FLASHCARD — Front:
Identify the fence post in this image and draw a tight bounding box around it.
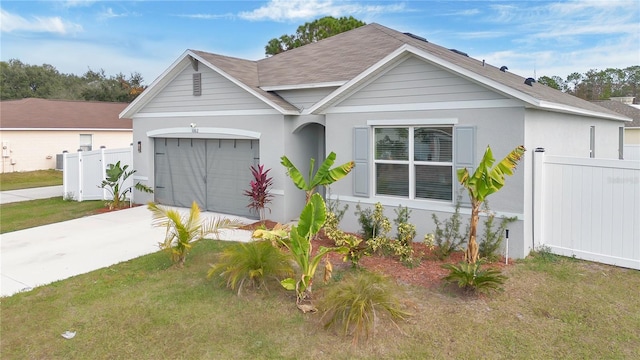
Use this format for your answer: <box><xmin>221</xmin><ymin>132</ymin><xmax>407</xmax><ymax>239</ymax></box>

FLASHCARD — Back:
<box><xmin>77</xmin><ymin>151</ymin><xmax>84</xmax><ymax>202</ymax></box>
<box><xmin>63</xmin><ymin>151</ymin><xmax>68</xmax><ymax>199</ymax></box>
<box><xmin>101</xmin><ymin>147</ymin><xmax>107</xmax><ymax>201</ymax></box>
<box><xmin>129</xmin><ymin>145</ymin><xmax>134</xmax><ymax>205</ymax></box>
<box><xmin>532</xmin><ymin>148</ymin><xmax>546</xmax><ymax>249</ymax></box>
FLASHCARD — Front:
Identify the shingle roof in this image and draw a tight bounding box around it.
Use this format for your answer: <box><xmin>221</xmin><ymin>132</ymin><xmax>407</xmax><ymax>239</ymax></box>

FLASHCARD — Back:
<box><xmin>590</xmin><ymin>100</ymin><xmax>640</xmax><ymax>127</ymax></box>
<box><xmin>1</xmin><ymin>98</ymin><xmax>132</xmax><ymax>129</ymax></box>
<box><xmin>187</xmin><ymin>23</ymin><xmax>626</xmax><ymax>119</ymax></box>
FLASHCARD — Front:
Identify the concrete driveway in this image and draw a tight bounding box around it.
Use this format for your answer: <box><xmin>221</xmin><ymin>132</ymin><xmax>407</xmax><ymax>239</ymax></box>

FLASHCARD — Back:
<box><xmin>0</xmin><ymin>185</ymin><xmax>63</xmax><ymax>204</ymax></box>
<box><xmin>1</xmin><ymin>205</ymin><xmax>254</xmax><ymax>297</ymax></box>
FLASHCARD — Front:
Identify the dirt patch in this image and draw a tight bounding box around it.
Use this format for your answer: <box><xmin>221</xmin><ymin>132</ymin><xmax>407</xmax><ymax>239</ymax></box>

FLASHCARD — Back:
<box><xmin>242</xmin><ymin>220</ymin><xmax>511</xmax><ymax>289</ymax></box>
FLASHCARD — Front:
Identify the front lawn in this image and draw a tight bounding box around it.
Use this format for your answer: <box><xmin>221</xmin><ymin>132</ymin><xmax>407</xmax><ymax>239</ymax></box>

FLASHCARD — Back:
<box><xmin>0</xmin><ymin>197</ymin><xmax>106</xmax><ymax>233</ymax></box>
<box><xmin>2</xmin><ymin>240</ymin><xmax>638</xmax><ymax>359</ymax></box>
<box><xmin>0</xmin><ymin>169</ymin><xmax>62</xmax><ymax>191</ymax></box>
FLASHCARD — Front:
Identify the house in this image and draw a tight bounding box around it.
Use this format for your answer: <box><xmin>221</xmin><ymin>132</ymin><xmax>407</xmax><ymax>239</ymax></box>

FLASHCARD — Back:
<box><xmin>590</xmin><ymin>98</ymin><xmax>640</xmax><ymax>160</ymax></box>
<box><xmin>0</xmin><ymin>98</ymin><xmax>132</xmax><ymax>172</ymax></box>
<box><xmin>121</xmin><ymin>23</ymin><xmax>630</xmax><ymax>259</ymax></box>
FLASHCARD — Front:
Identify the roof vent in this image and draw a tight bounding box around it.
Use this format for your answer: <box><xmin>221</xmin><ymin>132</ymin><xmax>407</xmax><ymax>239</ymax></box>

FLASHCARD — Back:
<box><xmin>449</xmin><ymin>49</ymin><xmax>468</xmax><ymax>57</ymax></box>
<box><xmin>500</xmin><ymin>66</ymin><xmax>508</xmax><ymax>72</ymax></box>
<box><xmin>403</xmin><ymin>32</ymin><xmax>428</xmax><ymax>42</ymax></box>
<box><xmin>524</xmin><ymin>77</ymin><xmax>536</xmax><ymax>86</ymax></box>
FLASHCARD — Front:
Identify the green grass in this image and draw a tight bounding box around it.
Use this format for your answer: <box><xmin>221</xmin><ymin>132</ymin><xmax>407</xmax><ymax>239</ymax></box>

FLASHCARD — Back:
<box><xmin>0</xmin><ymin>169</ymin><xmax>63</xmax><ymax>191</ymax></box>
<box><xmin>2</xmin><ymin>240</ymin><xmax>639</xmax><ymax>359</ymax></box>
<box><xmin>0</xmin><ymin>197</ymin><xmax>106</xmax><ymax>233</ymax></box>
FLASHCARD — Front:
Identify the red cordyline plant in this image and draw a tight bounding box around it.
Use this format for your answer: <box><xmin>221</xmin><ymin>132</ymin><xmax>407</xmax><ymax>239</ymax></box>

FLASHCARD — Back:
<box><xmin>244</xmin><ymin>164</ymin><xmax>274</xmax><ymax>221</ymax></box>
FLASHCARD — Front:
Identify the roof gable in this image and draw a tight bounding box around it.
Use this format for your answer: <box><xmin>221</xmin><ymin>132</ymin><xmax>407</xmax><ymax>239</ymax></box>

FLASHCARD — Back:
<box><xmin>121</xmin><ymin>50</ymin><xmax>298</xmax><ymax>118</ymax></box>
<box><xmin>1</xmin><ymin>98</ymin><xmax>131</xmax><ymax>129</ymax></box>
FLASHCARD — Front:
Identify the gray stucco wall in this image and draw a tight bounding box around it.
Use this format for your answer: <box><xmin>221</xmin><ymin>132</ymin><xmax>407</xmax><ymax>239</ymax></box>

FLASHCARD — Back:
<box><xmin>324</xmin><ymin>106</ymin><xmax>528</xmax><ymax>258</ymax></box>
<box><xmin>131</xmin><ymin>113</ymin><xmax>291</xmax><ymax>221</ymax></box>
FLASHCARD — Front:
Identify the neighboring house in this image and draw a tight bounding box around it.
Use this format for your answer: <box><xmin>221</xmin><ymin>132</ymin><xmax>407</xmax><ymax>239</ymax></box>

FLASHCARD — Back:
<box><xmin>121</xmin><ymin>23</ymin><xmax>629</xmax><ymax>259</ymax></box>
<box><xmin>0</xmin><ymin>98</ymin><xmax>132</xmax><ymax>172</ymax></box>
<box><xmin>590</xmin><ymin>98</ymin><xmax>640</xmax><ymax>160</ymax></box>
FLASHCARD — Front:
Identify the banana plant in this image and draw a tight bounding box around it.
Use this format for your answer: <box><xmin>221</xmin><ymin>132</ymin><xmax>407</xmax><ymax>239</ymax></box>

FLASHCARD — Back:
<box><xmin>253</xmin><ymin>193</ymin><xmax>347</xmax><ymax>310</ymax></box>
<box><xmin>99</xmin><ymin>161</ymin><xmax>153</xmax><ymax>209</ymax></box>
<box><xmin>457</xmin><ymin>145</ymin><xmax>525</xmax><ymax>264</ymax></box>
<box><xmin>281</xmin><ymin>152</ymin><xmax>354</xmax><ymax>203</ymax></box>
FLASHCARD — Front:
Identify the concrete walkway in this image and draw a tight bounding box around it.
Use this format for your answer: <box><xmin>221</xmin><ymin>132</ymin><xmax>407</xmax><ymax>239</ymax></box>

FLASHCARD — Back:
<box><xmin>1</xmin><ymin>202</ymin><xmax>254</xmax><ymax>297</ymax></box>
<box><xmin>0</xmin><ymin>185</ymin><xmax>63</xmax><ymax>204</ymax></box>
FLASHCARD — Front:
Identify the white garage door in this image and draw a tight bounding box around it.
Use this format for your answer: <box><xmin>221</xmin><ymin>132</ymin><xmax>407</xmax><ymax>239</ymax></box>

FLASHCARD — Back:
<box><xmin>154</xmin><ymin>138</ymin><xmax>259</xmax><ymax>218</ymax></box>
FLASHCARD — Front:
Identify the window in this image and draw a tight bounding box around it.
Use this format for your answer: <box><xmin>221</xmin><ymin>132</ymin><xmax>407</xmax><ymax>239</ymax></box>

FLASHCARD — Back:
<box><xmin>374</xmin><ymin>126</ymin><xmax>453</xmax><ymax>201</ymax></box>
<box><xmin>79</xmin><ymin>134</ymin><xmax>92</xmax><ymax>152</ymax></box>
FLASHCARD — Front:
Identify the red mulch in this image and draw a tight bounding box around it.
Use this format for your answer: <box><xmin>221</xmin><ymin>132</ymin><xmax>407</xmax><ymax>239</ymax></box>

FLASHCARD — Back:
<box><xmin>242</xmin><ymin>220</ymin><xmax>511</xmax><ymax>289</ymax></box>
<box><xmin>93</xmin><ymin>203</ymin><xmax>143</xmax><ymax>214</ymax></box>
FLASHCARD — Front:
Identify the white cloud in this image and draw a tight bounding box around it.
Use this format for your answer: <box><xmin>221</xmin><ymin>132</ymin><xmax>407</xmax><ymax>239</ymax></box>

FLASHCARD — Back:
<box><xmin>62</xmin><ymin>0</ymin><xmax>97</xmax><ymax>8</ymax></box>
<box><xmin>99</xmin><ymin>8</ymin><xmax>132</xmax><ymax>20</ymax></box>
<box><xmin>238</xmin><ymin>0</ymin><xmax>407</xmax><ymax>22</ymax></box>
<box><xmin>176</xmin><ymin>13</ymin><xmax>236</xmax><ymax>20</ymax></box>
<box><xmin>445</xmin><ymin>9</ymin><xmax>480</xmax><ymax>16</ymax></box>
<box><xmin>0</xmin><ymin>9</ymin><xmax>83</xmax><ymax>34</ymax></box>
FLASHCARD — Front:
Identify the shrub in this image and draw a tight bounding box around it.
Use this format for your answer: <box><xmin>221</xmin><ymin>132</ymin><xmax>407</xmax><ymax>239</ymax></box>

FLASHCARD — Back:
<box><xmin>478</xmin><ymin>202</ymin><xmax>517</xmax><ymax>261</ymax></box>
<box><xmin>207</xmin><ymin>240</ymin><xmax>293</xmax><ymax>295</ymax></box>
<box><xmin>441</xmin><ymin>262</ymin><xmax>506</xmax><ymax>294</ymax></box>
<box><xmin>355</xmin><ymin>202</ymin><xmax>392</xmax><ymax>252</ymax></box>
<box><xmin>431</xmin><ymin>201</ymin><xmax>467</xmax><ymax>260</ymax></box>
<box><xmin>320</xmin><ymin>271</ymin><xmax>411</xmax><ymax>344</ymax></box>
<box><xmin>324</xmin><ymin>209</ymin><xmax>367</xmax><ymax>268</ymax></box>
<box><xmin>392</xmin><ymin>205</ymin><xmax>418</xmax><ymax>267</ymax></box>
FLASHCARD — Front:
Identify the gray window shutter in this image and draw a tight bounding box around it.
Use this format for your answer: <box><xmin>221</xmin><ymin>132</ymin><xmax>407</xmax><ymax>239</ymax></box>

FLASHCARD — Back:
<box><xmin>193</xmin><ymin>73</ymin><xmax>202</xmax><ymax>96</ymax></box>
<box><xmin>353</xmin><ymin>127</ymin><xmax>369</xmax><ymax>197</ymax></box>
<box><xmin>454</xmin><ymin>126</ymin><xmax>476</xmax><ymax>207</ymax></box>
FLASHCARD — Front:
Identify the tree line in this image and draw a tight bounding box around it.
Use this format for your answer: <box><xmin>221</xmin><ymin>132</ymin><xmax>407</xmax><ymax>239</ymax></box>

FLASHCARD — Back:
<box><xmin>0</xmin><ymin>59</ymin><xmax>145</xmax><ymax>103</ymax></box>
<box><xmin>537</xmin><ymin>66</ymin><xmax>639</xmax><ymax>101</ymax></box>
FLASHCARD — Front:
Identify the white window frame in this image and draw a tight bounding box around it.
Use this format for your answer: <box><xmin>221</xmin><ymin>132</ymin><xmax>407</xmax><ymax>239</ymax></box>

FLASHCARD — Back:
<box><xmin>372</xmin><ymin>125</ymin><xmax>454</xmax><ymax>202</ymax></box>
<box><xmin>79</xmin><ymin>134</ymin><xmax>93</xmax><ymax>152</ymax></box>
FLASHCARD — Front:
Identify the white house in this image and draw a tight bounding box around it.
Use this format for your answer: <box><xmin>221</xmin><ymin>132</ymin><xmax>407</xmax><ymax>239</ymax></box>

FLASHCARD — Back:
<box><xmin>0</xmin><ymin>98</ymin><xmax>132</xmax><ymax>172</ymax></box>
<box><xmin>121</xmin><ymin>23</ymin><xmax>630</xmax><ymax>259</ymax></box>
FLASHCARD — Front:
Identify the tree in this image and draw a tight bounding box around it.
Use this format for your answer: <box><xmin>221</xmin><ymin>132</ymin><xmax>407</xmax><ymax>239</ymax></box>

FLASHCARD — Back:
<box><xmin>537</xmin><ymin>75</ymin><xmax>561</xmax><ymax>90</ymax></box>
<box><xmin>265</xmin><ymin>16</ymin><xmax>366</xmax><ymax>56</ymax></box>
<box><xmin>0</xmin><ymin>59</ymin><xmax>145</xmax><ymax>102</ymax></box>
<box><xmin>457</xmin><ymin>145</ymin><xmax>526</xmax><ymax>264</ymax></box>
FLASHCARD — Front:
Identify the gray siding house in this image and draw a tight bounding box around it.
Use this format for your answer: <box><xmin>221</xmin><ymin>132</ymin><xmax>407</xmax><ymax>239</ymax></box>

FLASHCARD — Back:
<box><xmin>121</xmin><ymin>23</ymin><xmax>629</xmax><ymax>259</ymax></box>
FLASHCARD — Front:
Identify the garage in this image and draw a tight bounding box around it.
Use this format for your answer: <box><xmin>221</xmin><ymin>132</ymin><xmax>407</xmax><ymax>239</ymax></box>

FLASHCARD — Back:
<box><xmin>154</xmin><ymin>138</ymin><xmax>259</xmax><ymax>218</ymax></box>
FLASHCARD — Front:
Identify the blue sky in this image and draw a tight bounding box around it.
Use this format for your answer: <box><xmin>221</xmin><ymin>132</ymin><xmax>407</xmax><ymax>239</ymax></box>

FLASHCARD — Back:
<box><xmin>1</xmin><ymin>0</ymin><xmax>638</xmax><ymax>85</ymax></box>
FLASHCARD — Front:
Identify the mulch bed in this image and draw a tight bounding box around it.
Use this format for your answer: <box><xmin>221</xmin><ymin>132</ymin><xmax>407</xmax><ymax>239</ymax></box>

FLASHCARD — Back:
<box><xmin>241</xmin><ymin>220</ymin><xmax>511</xmax><ymax>289</ymax></box>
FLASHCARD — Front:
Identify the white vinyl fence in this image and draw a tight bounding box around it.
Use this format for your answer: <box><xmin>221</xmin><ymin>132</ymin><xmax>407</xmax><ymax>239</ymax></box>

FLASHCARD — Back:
<box><xmin>63</xmin><ymin>147</ymin><xmax>133</xmax><ymax>202</ymax></box>
<box><xmin>533</xmin><ymin>148</ymin><xmax>640</xmax><ymax>270</ymax></box>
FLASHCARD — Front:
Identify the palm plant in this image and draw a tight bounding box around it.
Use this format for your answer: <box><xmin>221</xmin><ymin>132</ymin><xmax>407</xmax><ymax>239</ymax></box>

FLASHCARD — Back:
<box><xmin>320</xmin><ymin>271</ymin><xmax>411</xmax><ymax>344</ymax></box>
<box><xmin>281</xmin><ymin>151</ymin><xmax>354</xmax><ymax>203</ymax></box>
<box><xmin>457</xmin><ymin>145</ymin><xmax>525</xmax><ymax>264</ymax></box>
<box><xmin>207</xmin><ymin>240</ymin><xmax>293</xmax><ymax>295</ymax></box>
<box><xmin>148</xmin><ymin>201</ymin><xmax>244</xmax><ymax>267</ymax></box>
<box><xmin>441</xmin><ymin>262</ymin><xmax>506</xmax><ymax>294</ymax></box>
<box><xmin>99</xmin><ymin>161</ymin><xmax>153</xmax><ymax>209</ymax></box>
